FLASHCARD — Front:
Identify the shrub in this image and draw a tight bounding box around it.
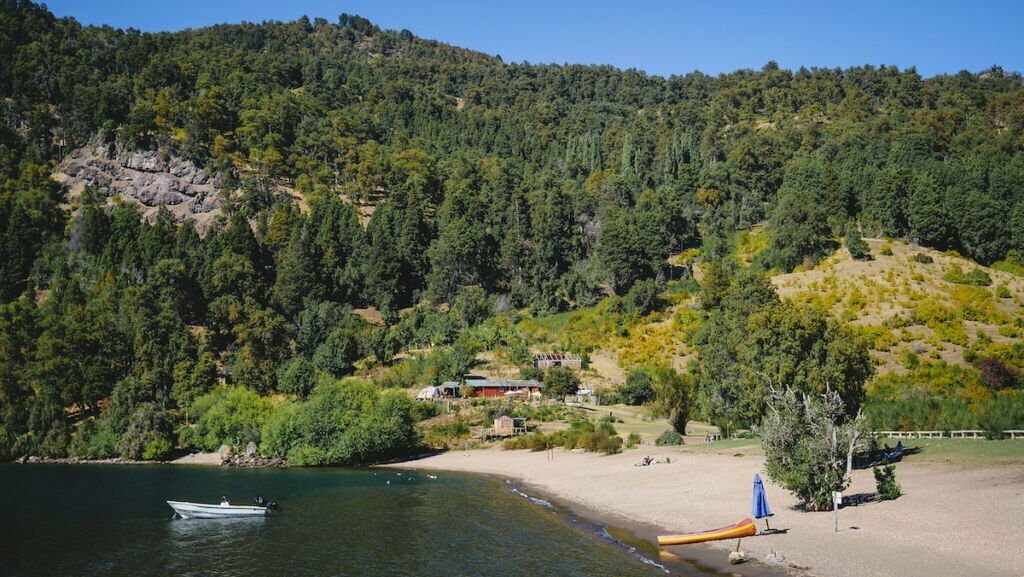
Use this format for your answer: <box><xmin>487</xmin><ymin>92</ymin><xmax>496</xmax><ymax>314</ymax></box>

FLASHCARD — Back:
<box><xmin>903</xmin><ymin>352</ymin><xmax>920</xmax><ymax>369</ymax></box>
<box><xmin>880</xmin><ymin>244</ymin><xmax>893</xmax><ymax>256</ymax></box>
<box><xmin>504</xmin><ymin>432</ymin><xmax>550</xmax><ymax>451</ymax></box>
<box><xmin>625</xmin><ymin>431</ymin><xmax>642</xmax><ymax>448</ymax></box>
<box><xmin>262</xmin><ymin>379</ymin><xmax>417</xmax><ymax>465</ymax></box>
<box><xmin>995</xmin><ymin>285</ymin><xmax>1011</xmax><ymax>298</ymax></box>
<box><xmin>520</xmin><ymin>418</ymin><xmax>624</xmax><ymax>455</ymax></box>
<box><xmin>910</xmin><ymin>253</ymin><xmax>933</xmax><ymax>264</ymax></box>
<box><xmin>184</xmin><ymin>386</ymin><xmax>275</xmax><ymax>452</ymax></box>
<box><xmin>582</xmin><ymin>430</ymin><xmax>622</xmax><ymax>454</ymax></box>
<box><xmin>992</xmin><ymin>251</ymin><xmax>1024</xmax><ymax>276</ymax></box>
<box><xmin>260</xmin><ymin>403</ymin><xmax>302</xmax><ymax>458</ymax></box>
<box><xmin>422</xmin><ymin>420</ymin><xmax>471</xmax><ymax>449</ymax></box>
<box><xmin>286</xmin><ymin>444</ymin><xmax>330</xmax><ymax>466</ymax></box>
<box><xmin>143</xmin><ymin>438</ymin><xmax>173</xmax><ymax>461</ymax></box>
<box><xmin>623</xmin><ymin>279</ymin><xmax>662</xmax><ymax>316</ymax></box>
<box><xmin>979</xmin><ymin>358</ymin><xmax>1017</xmax><ymax>391</ymax></box>
<box><xmin>596</xmin><ymin>415</ymin><xmax>618</xmax><ymax>436</ymax></box>
<box><xmin>118</xmin><ymin>404</ymin><xmax>175</xmax><ymax>460</ymax></box>
<box><xmin>0</xmin><ymin>423</ymin><xmax>14</xmax><ymax>461</ymax></box>
<box><xmin>69</xmin><ymin>418</ymin><xmax>118</xmax><ymax>459</ymax></box>
<box><xmin>39</xmin><ymin>422</ymin><xmax>70</xmax><ymax>458</ymax></box>
<box><xmin>873</xmin><ymin>465</ymin><xmax>901</xmax><ymax>500</ymax></box>
<box><xmin>964</xmin><ymin>269</ymin><xmax>992</xmax><ymax>286</ymax></box>
<box><xmin>978</xmin><ymin>392</ymin><xmax>1024</xmax><ymax>439</ymax></box>
<box><xmin>410</xmin><ymin>401</ymin><xmax>441</xmax><ymax>422</ymax></box>
<box><xmin>943</xmin><ymin>267</ymin><xmax>992</xmax><ymax>286</ymax></box>
<box><xmin>655</xmin><ymin>430</ymin><xmax>684</xmax><ymax>446</ymax></box>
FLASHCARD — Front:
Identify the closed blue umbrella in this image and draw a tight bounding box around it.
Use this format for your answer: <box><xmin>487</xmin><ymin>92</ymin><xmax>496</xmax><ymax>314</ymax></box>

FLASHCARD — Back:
<box><xmin>752</xmin><ymin>473</ymin><xmax>773</xmax><ymax>530</ymax></box>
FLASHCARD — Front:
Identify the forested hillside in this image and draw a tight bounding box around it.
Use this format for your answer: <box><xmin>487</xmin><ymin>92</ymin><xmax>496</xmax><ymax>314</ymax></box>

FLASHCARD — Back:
<box><xmin>1</xmin><ymin>0</ymin><xmax>1023</xmax><ymax>461</ymax></box>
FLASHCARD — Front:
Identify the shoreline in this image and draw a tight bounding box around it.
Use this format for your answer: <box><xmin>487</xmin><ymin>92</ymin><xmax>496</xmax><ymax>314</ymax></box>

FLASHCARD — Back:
<box><xmin>12</xmin><ymin>451</ymin><xmax>272</xmax><ymax>467</ymax></box>
<box><xmin>507</xmin><ymin>475</ymin><xmax>790</xmax><ymax>577</ymax></box>
<box><xmin>383</xmin><ymin>444</ymin><xmax>1024</xmax><ymax>577</ymax></box>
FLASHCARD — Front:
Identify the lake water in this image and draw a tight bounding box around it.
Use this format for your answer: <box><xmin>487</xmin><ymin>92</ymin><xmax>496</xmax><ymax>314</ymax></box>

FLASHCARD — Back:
<box><xmin>0</xmin><ymin>464</ymin><xmax>703</xmax><ymax>577</ymax></box>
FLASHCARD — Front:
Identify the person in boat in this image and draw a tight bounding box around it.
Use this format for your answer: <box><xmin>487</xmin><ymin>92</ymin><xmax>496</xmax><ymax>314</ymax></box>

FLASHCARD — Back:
<box><xmin>220</xmin><ymin>496</ymin><xmax>229</xmax><ymax>506</ymax></box>
<box><xmin>252</xmin><ymin>496</ymin><xmax>279</xmax><ymax>510</ymax></box>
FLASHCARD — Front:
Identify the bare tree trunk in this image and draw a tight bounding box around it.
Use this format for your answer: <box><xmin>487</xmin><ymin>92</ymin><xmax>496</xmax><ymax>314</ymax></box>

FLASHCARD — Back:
<box><xmin>844</xmin><ymin>429</ymin><xmax>860</xmax><ymax>480</ymax></box>
<box><xmin>844</xmin><ymin>409</ymin><xmax>864</xmax><ymax>481</ymax></box>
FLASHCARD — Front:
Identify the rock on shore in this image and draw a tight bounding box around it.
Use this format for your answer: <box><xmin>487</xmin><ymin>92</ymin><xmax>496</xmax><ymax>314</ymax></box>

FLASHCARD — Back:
<box><xmin>221</xmin><ymin>453</ymin><xmax>287</xmax><ymax>468</ymax></box>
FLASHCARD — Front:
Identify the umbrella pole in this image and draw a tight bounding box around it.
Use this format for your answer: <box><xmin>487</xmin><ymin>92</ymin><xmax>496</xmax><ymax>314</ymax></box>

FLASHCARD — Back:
<box><xmin>735</xmin><ymin>538</ymin><xmax>741</xmax><ymax>552</ymax></box>
<box><xmin>764</xmin><ymin>518</ymin><xmax>770</xmax><ymax>531</ymax></box>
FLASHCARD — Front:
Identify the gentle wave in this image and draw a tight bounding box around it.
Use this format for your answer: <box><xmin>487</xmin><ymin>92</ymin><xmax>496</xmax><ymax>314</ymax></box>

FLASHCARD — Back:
<box><xmin>598</xmin><ymin>527</ymin><xmax>670</xmax><ymax>574</ymax></box>
<box><xmin>509</xmin><ymin>487</ymin><xmax>554</xmax><ymax>508</ymax></box>
<box><xmin>508</xmin><ymin>484</ymin><xmax>668</xmax><ymax>574</ymax></box>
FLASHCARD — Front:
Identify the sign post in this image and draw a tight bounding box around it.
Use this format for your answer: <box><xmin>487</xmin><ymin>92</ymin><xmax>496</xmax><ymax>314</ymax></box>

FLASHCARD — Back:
<box><xmin>832</xmin><ymin>491</ymin><xmax>842</xmax><ymax>533</ymax></box>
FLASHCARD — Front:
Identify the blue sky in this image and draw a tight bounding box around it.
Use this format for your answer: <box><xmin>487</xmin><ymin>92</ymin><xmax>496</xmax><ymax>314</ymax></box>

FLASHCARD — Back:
<box><xmin>44</xmin><ymin>0</ymin><xmax>1022</xmax><ymax>78</ymax></box>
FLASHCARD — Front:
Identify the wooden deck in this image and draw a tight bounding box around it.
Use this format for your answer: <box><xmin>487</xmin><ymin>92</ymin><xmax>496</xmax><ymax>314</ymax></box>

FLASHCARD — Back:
<box><xmin>474</xmin><ymin>427</ymin><xmax>527</xmax><ymax>440</ymax></box>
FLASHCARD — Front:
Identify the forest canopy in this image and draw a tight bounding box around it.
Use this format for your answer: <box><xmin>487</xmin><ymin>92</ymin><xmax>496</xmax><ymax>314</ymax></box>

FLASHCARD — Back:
<box><xmin>1</xmin><ymin>0</ymin><xmax>1024</xmax><ymax>460</ymax></box>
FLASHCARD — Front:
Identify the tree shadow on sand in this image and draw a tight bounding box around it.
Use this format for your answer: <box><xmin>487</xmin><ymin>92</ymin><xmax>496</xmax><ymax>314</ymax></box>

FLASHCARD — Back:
<box><xmin>852</xmin><ymin>445</ymin><xmax>921</xmax><ymax>469</ymax></box>
<box><xmin>838</xmin><ymin>492</ymin><xmax>879</xmax><ymax>508</ymax></box>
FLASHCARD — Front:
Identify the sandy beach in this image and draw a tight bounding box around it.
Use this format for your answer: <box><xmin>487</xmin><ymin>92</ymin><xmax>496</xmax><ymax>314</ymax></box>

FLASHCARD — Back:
<box><xmin>169</xmin><ymin>452</ymin><xmax>222</xmax><ymax>465</ymax></box>
<box><xmin>387</xmin><ymin>444</ymin><xmax>1024</xmax><ymax>577</ymax></box>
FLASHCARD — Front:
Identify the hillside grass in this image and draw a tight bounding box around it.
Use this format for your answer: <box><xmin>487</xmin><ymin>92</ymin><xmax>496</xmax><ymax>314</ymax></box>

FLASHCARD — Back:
<box><xmin>773</xmin><ymin>239</ymin><xmax>1024</xmax><ymax>374</ymax></box>
<box><xmin>674</xmin><ymin>437</ymin><xmax>1024</xmax><ymax>465</ymax></box>
<box><xmin>896</xmin><ymin>438</ymin><xmax>1024</xmax><ymax>465</ymax></box>
<box><xmin>517</xmin><ymin>282</ymin><xmax>698</xmax><ymax>378</ymax></box>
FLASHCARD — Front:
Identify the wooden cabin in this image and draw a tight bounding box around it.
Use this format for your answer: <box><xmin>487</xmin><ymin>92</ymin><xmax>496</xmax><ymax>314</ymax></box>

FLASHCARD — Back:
<box><xmin>439</xmin><ymin>379</ymin><xmax>543</xmax><ymax>398</ymax></box>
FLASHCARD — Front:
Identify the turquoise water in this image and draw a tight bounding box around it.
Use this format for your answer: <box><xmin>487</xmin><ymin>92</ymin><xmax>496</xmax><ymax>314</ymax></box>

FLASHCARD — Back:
<box><xmin>0</xmin><ymin>464</ymin><xmax>680</xmax><ymax>577</ymax></box>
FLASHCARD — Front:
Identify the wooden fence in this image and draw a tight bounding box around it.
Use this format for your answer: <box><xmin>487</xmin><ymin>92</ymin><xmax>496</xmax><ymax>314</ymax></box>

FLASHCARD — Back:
<box><xmin>875</xmin><ymin>430</ymin><xmax>1024</xmax><ymax>440</ymax></box>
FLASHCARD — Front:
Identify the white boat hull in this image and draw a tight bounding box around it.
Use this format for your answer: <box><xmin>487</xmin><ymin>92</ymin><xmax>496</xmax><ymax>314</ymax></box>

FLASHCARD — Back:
<box><xmin>167</xmin><ymin>500</ymin><xmax>269</xmax><ymax>519</ymax></box>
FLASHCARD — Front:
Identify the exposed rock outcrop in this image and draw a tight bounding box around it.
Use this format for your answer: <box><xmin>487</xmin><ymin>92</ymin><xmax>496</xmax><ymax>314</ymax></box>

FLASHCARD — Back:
<box><xmin>55</xmin><ymin>141</ymin><xmax>224</xmax><ymax>231</ymax></box>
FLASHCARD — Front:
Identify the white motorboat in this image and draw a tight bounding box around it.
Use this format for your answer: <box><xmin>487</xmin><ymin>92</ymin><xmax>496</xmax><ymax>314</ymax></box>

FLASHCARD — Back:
<box><xmin>167</xmin><ymin>500</ymin><xmax>271</xmax><ymax>519</ymax></box>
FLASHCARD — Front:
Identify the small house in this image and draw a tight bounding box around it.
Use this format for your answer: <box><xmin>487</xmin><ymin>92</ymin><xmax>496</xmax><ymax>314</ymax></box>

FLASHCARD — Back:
<box><xmin>494</xmin><ymin>415</ymin><xmax>516</xmax><ymax>435</ymax></box>
<box><xmin>439</xmin><ymin>379</ymin><xmax>543</xmax><ymax>398</ymax></box>
<box><xmin>480</xmin><ymin>415</ymin><xmax>527</xmax><ymax>439</ymax></box>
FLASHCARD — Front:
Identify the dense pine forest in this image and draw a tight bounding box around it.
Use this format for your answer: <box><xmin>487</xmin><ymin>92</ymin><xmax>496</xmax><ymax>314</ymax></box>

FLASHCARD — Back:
<box><xmin>1</xmin><ymin>0</ymin><xmax>1023</xmax><ymax>462</ymax></box>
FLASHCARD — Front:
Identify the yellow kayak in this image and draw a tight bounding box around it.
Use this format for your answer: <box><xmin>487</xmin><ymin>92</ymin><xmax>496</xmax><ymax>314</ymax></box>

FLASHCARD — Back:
<box><xmin>657</xmin><ymin>518</ymin><xmax>757</xmax><ymax>546</ymax></box>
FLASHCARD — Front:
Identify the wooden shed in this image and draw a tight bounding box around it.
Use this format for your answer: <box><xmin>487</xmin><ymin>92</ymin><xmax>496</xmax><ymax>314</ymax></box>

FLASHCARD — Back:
<box><xmin>534</xmin><ymin>353</ymin><xmax>582</xmax><ymax>370</ymax></box>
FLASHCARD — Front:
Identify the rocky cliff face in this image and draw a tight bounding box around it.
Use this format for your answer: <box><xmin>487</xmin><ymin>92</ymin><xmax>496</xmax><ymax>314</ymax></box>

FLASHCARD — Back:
<box><xmin>55</xmin><ymin>141</ymin><xmax>224</xmax><ymax>230</ymax></box>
